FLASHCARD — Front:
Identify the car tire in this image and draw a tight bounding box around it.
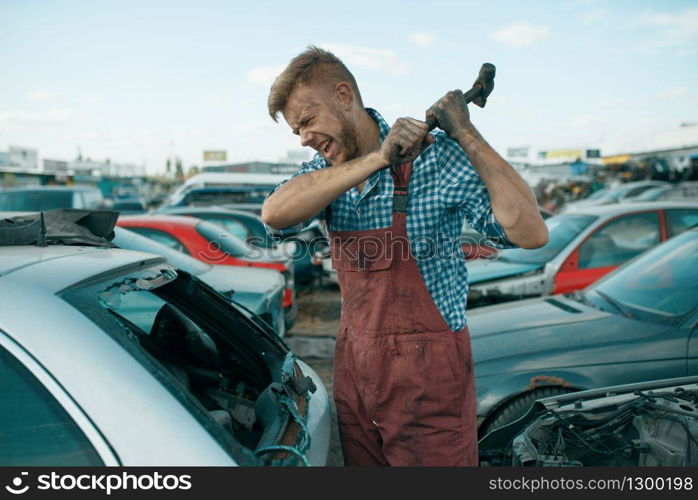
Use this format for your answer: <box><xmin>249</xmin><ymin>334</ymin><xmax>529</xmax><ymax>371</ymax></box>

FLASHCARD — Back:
<box><xmin>480</xmin><ymin>386</ymin><xmax>575</xmax><ymax>437</ymax></box>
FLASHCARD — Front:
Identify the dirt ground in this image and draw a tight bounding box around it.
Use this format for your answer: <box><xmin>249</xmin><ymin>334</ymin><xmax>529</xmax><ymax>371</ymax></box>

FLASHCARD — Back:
<box><xmin>288</xmin><ymin>285</ymin><xmax>344</xmax><ymax>466</ymax></box>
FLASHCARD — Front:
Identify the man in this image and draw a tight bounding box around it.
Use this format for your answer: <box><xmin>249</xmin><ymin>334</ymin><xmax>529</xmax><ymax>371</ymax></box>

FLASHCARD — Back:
<box><xmin>262</xmin><ymin>46</ymin><xmax>547</xmax><ymax>466</ymax></box>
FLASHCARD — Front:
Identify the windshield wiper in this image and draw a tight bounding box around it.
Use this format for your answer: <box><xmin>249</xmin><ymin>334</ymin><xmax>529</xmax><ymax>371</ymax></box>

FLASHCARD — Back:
<box><xmin>570</xmin><ymin>290</ymin><xmax>596</xmax><ymax>308</ymax></box>
<box><xmin>594</xmin><ymin>289</ymin><xmax>634</xmax><ymax>319</ymax></box>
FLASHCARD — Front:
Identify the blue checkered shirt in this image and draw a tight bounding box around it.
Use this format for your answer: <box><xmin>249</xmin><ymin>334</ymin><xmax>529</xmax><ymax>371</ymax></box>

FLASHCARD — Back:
<box><xmin>266</xmin><ymin>108</ymin><xmax>515</xmax><ymax>330</ymax></box>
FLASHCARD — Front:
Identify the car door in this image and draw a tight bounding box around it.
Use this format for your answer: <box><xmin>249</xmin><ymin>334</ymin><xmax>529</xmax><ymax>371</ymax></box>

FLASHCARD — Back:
<box><xmin>554</xmin><ymin>211</ymin><xmax>661</xmax><ymax>294</ymax></box>
<box><xmin>0</xmin><ymin>332</ymin><xmax>118</xmax><ymax>466</ymax></box>
<box><xmin>664</xmin><ymin>208</ymin><xmax>698</xmax><ymax>238</ymax></box>
<box><xmin>126</xmin><ymin>227</ymin><xmax>191</xmax><ymax>254</ymax></box>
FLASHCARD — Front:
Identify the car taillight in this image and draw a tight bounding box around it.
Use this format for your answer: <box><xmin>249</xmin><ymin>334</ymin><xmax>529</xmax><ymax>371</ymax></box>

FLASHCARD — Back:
<box><xmin>282</xmin><ymin>270</ymin><xmax>294</xmax><ymax>289</ymax></box>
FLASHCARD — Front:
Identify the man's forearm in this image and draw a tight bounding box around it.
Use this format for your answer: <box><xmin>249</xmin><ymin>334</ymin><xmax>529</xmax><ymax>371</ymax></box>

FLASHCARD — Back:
<box><xmin>456</xmin><ymin>127</ymin><xmax>548</xmax><ymax>248</ymax></box>
<box><xmin>262</xmin><ymin>151</ymin><xmax>386</xmax><ymax>229</ymax></box>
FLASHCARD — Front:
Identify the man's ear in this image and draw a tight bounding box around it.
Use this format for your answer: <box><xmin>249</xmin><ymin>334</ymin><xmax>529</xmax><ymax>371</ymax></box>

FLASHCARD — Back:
<box><xmin>335</xmin><ymin>82</ymin><xmax>353</xmax><ymax>110</ymax></box>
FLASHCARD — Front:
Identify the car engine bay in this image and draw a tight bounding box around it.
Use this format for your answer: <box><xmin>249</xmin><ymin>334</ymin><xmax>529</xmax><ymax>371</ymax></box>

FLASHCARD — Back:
<box><xmin>511</xmin><ymin>385</ymin><xmax>698</xmax><ymax>466</ymax></box>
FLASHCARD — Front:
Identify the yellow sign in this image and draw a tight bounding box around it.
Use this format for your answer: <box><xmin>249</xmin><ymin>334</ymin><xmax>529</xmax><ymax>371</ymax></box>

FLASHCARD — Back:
<box><xmin>203</xmin><ymin>150</ymin><xmax>227</xmax><ymax>162</ymax></box>
<box><xmin>544</xmin><ymin>149</ymin><xmax>583</xmax><ymax>160</ymax></box>
<box><xmin>601</xmin><ymin>154</ymin><xmax>632</xmax><ymax>165</ymax></box>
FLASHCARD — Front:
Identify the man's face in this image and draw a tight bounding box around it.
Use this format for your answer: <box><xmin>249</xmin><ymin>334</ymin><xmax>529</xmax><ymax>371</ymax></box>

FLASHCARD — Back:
<box><xmin>282</xmin><ymin>83</ymin><xmax>359</xmax><ymax>165</ymax></box>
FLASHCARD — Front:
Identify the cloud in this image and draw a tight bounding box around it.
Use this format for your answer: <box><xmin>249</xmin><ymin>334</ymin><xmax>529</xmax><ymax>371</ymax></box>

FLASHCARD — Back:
<box><xmin>656</xmin><ymin>87</ymin><xmax>689</xmax><ymax>100</ymax></box>
<box><xmin>580</xmin><ymin>9</ymin><xmax>605</xmax><ymax>23</ymax></box>
<box><xmin>84</xmin><ymin>95</ymin><xmax>102</xmax><ymax>104</ymax></box>
<box><xmin>320</xmin><ymin>43</ymin><xmax>411</xmax><ymax>76</ymax></box>
<box><xmin>0</xmin><ymin>108</ymin><xmax>73</xmax><ymax>124</ymax></box>
<box><xmin>491</xmin><ymin>22</ymin><xmax>550</xmax><ymax>47</ymax></box>
<box><xmin>247</xmin><ymin>65</ymin><xmax>285</xmax><ymax>86</ymax></box>
<box><xmin>634</xmin><ymin>7</ymin><xmax>698</xmax><ymax>53</ymax></box>
<box><xmin>25</xmin><ymin>90</ymin><xmax>56</xmax><ymax>102</ymax></box>
<box><xmin>407</xmin><ymin>32</ymin><xmax>436</xmax><ymax>48</ymax></box>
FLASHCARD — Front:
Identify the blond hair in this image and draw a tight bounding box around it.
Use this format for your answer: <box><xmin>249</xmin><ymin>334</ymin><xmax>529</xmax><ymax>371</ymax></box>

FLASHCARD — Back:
<box><xmin>268</xmin><ymin>46</ymin><xmax>362</xmax><ymax>122</ymax></box>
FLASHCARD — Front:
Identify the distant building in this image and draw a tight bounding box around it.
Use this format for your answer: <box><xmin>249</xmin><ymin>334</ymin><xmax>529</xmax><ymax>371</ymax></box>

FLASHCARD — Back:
<box><xmin>282</xmin><ymin>150</ymin><xmax>311</xmax><ymax>164</ymax></box>
<box><xmin>601</xmin><ymin>124</ymin><xmax>698</xmax><ymax>174</ymax></box>
<box><xmin>506</xmin><ymin>146</ymin><xmax>601</xmax><ymax>167</ymax></box>
<box><xmin>202</xmin><ymin>161</ymin><xmax>300</xmax><ymax>175</ymax></box>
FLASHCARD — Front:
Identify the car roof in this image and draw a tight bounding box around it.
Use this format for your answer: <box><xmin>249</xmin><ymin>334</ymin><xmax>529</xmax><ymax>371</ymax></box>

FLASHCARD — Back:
<box><xmin>1</xmin><ymin>186</ymin><xmax>100</xmax><ymax>192</ymax></box>
<box><xmin>182</xmin><ymin>173</ymin><xmax>290</xmax><ymax>187</ymax></box>
<box><xmin>163</xmin><ymin>206</ymin><xmax>260</xmax><ymax>220</ymax></box>
<box><xmin>0</xmin><ymin>245</ymin><xmax>165</xmax><ymax>293</ymax></box>
<box><xmin>567</xmin><ymin>201</ymin><xmax>698</xmax><ymax>217</ymax></box>
<box><xmin>118</xmin><ymin>214</ymin><xmax>201</xmax><ymax>227</ymax></box>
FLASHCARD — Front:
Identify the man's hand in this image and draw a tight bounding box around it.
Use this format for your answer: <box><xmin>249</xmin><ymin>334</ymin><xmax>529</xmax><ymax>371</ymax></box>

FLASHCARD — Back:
<box><xmin>379</xmin><ymin>117</ymin><xmax>434</xmax><ymax>165</ymax></box>
<box><xmin>426</xmin><ymin>90</ymin><xmax>473</xmax><ymax>141</ymax></box>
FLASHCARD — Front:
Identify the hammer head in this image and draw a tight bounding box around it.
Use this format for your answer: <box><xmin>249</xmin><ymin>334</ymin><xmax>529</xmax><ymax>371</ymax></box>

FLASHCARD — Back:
<box><xmin>472</xmin><ymin>63</ymin><xmax>496</xmax><ymax>108</ymax></box>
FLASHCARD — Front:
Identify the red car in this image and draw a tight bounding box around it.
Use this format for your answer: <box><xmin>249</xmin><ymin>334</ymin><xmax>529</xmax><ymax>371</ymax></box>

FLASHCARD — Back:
<box><xmin>117</xmin><ymin>215</ymin><xmax>296</xmax><ymax>328</ymax></box>
<box><xmin>461</xmin><ymin>207</ymin><xmax>553</xmax><ymax>260</ymax></box>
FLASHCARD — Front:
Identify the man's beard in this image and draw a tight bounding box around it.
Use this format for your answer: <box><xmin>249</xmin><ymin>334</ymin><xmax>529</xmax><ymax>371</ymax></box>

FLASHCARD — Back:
<box><xmin>326</xmin><ymin>113</ymin><xmax>359</xmax><ymax>166</ymax></box>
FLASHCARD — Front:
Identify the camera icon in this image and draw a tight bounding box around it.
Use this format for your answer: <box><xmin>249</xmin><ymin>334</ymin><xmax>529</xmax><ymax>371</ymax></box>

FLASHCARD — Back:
<box><xmin>5</xmin><ymin>472</ymin><xmax>30</xmax><ymax>495</ymax></box>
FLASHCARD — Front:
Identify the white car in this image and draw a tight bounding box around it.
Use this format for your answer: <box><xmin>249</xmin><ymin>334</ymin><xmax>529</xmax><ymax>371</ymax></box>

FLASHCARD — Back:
<box><xmin>0</xmin><ymin>241</ymin><xmax>330</xmax><ymax>466</ymax></box>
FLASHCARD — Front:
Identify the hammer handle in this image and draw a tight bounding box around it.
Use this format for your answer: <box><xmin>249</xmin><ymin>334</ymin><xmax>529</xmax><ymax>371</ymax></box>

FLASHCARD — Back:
<box><xmin>426</xmin><ymin>85</ymin><xmax>484</xmax><ymax>132</ymax></box>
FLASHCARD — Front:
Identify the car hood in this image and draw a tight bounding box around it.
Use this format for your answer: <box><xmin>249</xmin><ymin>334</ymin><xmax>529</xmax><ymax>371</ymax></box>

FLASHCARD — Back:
<box><xmin>467</xmin><ymin>259</ymin><xmax>543</xmax><ymax>284</ymax></box>
<box><xmin>196</xmin><ymin>265</ymin><xmax>283</xmax><ymax>313</ymax></box>
<box><xmin>244</xmin><ymin>244</ymin><xmax>296</xmax><ymax>264</ymax></box>
<box><xmin>197</xmin><ymin>264</ymin><xmax>283</xmax><ymax>295</ymax></box>
<box><xmin>467</xmin><ymin>296</ymin><xmax>662</xmax><ymax>374</ymax></box>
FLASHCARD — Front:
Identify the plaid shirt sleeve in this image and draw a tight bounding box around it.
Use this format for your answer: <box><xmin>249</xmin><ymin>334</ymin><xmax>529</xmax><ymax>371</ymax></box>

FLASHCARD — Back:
<box><xmin>263</xmin><ymin>156</ymin><xmax>328</xmax><ymax>239</ymax></box>
<box><xmin>436</xmin><ymin>131</ymin><xmax>517</xmax><ymax>248</ymax></box>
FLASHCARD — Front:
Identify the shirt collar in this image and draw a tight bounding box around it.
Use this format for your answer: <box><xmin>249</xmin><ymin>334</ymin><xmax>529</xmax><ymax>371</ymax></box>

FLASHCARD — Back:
<box><xmin>366</xmin><ymin>108</ymin><xmax>391</xmax><ymax>142</ymax></box>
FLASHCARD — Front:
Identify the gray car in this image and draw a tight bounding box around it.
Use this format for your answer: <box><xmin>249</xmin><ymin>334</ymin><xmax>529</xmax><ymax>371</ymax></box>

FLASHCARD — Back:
<box><xmin>0</xmin><ymin>244</ymin><xmax>330</xmax><ymax>466</ymax></box>
<box><xmin>469</xmin><ymin>227</ymin><xmax>698</xmax><ymax>437</ymax></box>
<box><xmin>468</xmin><ymin>201</ymin><xmax>698</xmax><ymax>306</ymax></box>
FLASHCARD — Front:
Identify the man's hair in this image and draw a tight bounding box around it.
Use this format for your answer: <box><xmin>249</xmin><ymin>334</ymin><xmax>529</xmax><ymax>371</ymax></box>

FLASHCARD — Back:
<box><xmin>267</xmin><ymin>46</ymin><xmax>362</xmax><ymax>122</ymax></box>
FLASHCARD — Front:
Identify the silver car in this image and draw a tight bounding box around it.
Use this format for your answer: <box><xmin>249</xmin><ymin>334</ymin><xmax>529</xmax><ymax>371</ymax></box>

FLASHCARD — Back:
<box><xmin>468</xmin><ymin>201</ymin><xmax>698</xmax><ymax>305</ymax></box>
<box><xmin>0</xmin><ymin>245</ymin><xmax>330</xmax><ymax>466</ymax></box>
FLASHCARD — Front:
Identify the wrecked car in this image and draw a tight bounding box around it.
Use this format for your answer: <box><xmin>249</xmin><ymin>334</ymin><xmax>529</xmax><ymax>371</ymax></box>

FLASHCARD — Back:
<box><xmin>479</xmin><ymin>376</ymin><xmax>698</xmax><ymax>466</ymax></box>
<box><xmin>467</xmin><ymin>201</ymin><xmax>698</xmax><ymax>306</ymax></box>
<box><xmin>112</xmin><ymin>226</ymin><xmax>287</xmax><ymax>337</ymax></box>
<box><xmin>116</xmin><ymin>214</ymin><xmax>297</xmax><ymax>330</ymax></box>
<box><xmin>0</xmin><ymin>210</ymin><xmax>330</xmax><ymax>465</ymax></box>
<box><xmin>469</xmin><ymin>226</ymin><xmax>698</xmax><ymax>436</ymax></box>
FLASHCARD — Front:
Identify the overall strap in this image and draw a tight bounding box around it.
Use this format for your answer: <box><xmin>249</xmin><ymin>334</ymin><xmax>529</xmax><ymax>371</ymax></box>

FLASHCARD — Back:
<box><xmin>391</xmin><ymin>162</ymin><xmax>413</xmax><ymax>213</ymax></box>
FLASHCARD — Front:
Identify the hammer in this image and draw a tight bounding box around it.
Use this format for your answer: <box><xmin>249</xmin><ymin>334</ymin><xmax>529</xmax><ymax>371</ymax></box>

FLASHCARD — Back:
<box><xmin>425</xmin><ymin>62</ymin><xmax>496</xmax><ymax>131</ymax></box>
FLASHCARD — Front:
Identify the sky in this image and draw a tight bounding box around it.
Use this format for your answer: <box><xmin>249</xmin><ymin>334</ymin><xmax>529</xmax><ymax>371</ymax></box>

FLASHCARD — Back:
<box><xmin>1</xmin><ymin>0</ymin><xmax>697</xmax><ymax>174</ymax></box>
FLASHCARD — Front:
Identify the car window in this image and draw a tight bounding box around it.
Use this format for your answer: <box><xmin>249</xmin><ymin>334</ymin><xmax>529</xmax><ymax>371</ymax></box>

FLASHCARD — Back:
<box><xmin>665</xmin><ymin>209</ymin><xmax>698</xmax><ymax>237</ymax></box>
<box><xmin>195</xmin><ymin>221</ymin><xmax>246</xmax><ymax>257</ymax></box>
<box><xmin>206</xmin><ymin>217</ymin><xmax>250</xmax><ymax>241</ymax></box>
<box><xmin>498</xmin><ymin>215</ymin><xmax>596</xmax><ymax>265</ymax></box>
<box><xmin>578</xmin><ymin>212</ymin><xmax>660</xmax><ymax>269</ymax></box>
<box><xmin>591</xmin><ymin>231</ymin><xmax>698</xmax><ymax>325</ymax></box>
<box><xmin>0</xmin><ymin>190</ymin><xmax>73</xmax><ymax>211</ymax></box>
<box><xmin>0</xmin><ymin>344</ymin><xmax>103</xmax><ymax>466</ymax></box>
<box><xmin>126</xmin><ymin>227</ymin><xmax>190</xmax><ymax>255</ymax></box>
<box><xmin>71</xmin><ymin>191</ymin><xmax>85</xmax><ymax>209</ymax></box>
<box><xmin>60</xmin><ymin>266</ymin><xmax>278</xmax><ymax>465</ymax></box>
<box><xmin>633</xmin><ymin>187</ymin><xmax>668</xmax><ymax>201</ymax></box>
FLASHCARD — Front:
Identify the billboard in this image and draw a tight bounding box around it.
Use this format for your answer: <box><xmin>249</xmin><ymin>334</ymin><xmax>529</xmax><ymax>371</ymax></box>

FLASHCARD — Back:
<box><xmin>43</xmin><ymin>159</ymin><xmax>68</xmax><ymax>172</ymax></box>
<box><xmin>203</xmin><ymin>150</ymin><xmax>227</xmax><ymax>162</ymax></box>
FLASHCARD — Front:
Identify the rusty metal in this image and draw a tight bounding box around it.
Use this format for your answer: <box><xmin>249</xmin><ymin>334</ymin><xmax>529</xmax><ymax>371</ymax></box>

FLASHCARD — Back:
<box><xmin>527</xmin><ymin>374</ymin><xmax>573</xmax><ymax>390</ymax></box>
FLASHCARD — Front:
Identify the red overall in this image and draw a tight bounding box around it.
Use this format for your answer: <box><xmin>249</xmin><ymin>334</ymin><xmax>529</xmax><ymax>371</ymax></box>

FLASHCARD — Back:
<box><xmin>330</xmin><ymin>162</ymin><xmax>478</xmax><ymax>466</ymax></box>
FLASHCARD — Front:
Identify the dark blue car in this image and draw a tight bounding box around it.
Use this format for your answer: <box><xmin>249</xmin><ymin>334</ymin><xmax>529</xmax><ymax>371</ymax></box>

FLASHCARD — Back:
<box><xmin>470</xmin><ymin>228</ymin><xmax>698</xmax><ymax>436</ymax></box>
